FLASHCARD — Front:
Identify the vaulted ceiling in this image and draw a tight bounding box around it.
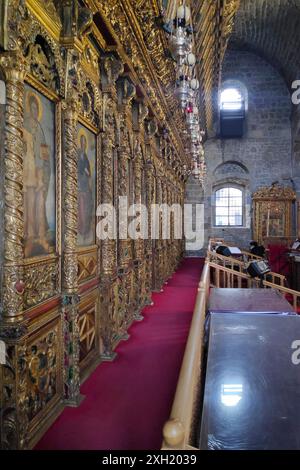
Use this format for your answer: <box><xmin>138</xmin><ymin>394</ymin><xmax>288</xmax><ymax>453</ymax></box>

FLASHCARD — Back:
<box><xmin>229</xmin><ymin>0</ymin><xmax>300</xmax><ymax>87</ymax></box>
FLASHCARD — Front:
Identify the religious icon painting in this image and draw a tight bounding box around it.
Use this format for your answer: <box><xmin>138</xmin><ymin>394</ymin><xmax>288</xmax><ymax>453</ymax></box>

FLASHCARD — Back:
<box><xmin>77</xmin><ymin>123</ymin><xmax>96</xmax><ymax>246</ymax></box>
<box><xmin>23</xmin><ymin>84</ymin><xmax>56</xmax><ymax>258</ymax></box>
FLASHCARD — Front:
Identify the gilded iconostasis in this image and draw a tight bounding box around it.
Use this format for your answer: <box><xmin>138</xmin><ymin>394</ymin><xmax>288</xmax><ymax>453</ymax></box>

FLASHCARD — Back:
<box><xmin>0</xmin><ymin>0</ymin><xmax>186</xmax><ymax>450</ymax></box>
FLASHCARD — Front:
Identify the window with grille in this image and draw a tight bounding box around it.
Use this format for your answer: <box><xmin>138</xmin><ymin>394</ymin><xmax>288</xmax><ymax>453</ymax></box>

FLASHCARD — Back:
<box><xmin>215</xmin><ymin>187</ymin><xmax>243</xmax><ymax>227</ymax></box>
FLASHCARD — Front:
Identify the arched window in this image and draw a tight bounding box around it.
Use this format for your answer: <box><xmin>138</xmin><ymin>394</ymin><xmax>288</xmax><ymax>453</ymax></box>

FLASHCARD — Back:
<box><xmin>220</xmin><ymin>88</ymin><xmax>243</xmax><ymax>111</ymax></box>
<box><xmin>215</xmin><ymin>186</ymin><xmax>243</xmax><ymax>227</ymax></box>
<box><xmin>219</xmin><ymin>81</ymin><xmax>247</xmax><ymax>138</ymax></box>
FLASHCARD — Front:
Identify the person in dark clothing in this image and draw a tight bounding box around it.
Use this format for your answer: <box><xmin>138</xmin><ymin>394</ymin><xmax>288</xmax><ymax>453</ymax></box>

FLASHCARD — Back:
<box><xmin>249</xmin><ymin>241</ymin><xmax>265</xmax><ymax>257</ymax></box>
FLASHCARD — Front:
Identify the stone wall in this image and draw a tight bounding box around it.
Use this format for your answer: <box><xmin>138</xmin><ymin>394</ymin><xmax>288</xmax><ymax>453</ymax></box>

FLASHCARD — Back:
<box><xmin>200</xmin><ymin>49</ymin><xmax>295</xmax><ymax>251</ymax></box>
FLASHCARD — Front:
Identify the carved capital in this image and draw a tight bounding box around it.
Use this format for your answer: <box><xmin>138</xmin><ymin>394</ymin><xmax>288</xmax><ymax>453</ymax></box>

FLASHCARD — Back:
<box><xmin>138</xmin><ymin>101</ymin><xmax>149</xmax><ymax>128</ymax></box>
<box><xmin>0</xmin><ymin>50</ymin><xmax>28</xmax><ymax>81</ymax></box>
<box><xmin>145</xmin><ymin>119</ymin><xmax>158</xmax><ymax>140</ymax></box>
<box><xmin>117</xmin><ymin>77</ymin><xmax>136</xmax><ymax>111</ymax></box>
<box><xmin>101</xmin><ymin>55</ymin><xmax>124</xmax><ymax>95</ymax></box>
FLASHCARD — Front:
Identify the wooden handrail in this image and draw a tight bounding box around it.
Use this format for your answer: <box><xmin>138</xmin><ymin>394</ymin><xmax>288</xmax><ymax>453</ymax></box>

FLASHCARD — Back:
<box><xmin>207</xmin><ymin>250</ymin><xmax>286</xmax><ymax>286</ymax></box>
<box><xmin>209</xmin><ymin>262</ymin><xmax>300</xmax><ymax>308</ymax></box>
<box><xmin>161</xmin><ymin>248</ymin><xmax>300</xmax><ymax>451</ymax></box>
<box><xmin>161</xmin><ymin>260</ymin><xmax>210</xmax><ymax>450</ymax></box>
<box><xmin>241</xmin><ymin>249</ymin><xmax>263</xmax><ymax>261</ymax></box>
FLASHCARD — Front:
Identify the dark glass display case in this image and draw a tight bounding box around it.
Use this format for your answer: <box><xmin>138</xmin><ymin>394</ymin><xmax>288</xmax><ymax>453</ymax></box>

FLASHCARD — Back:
<box><xmin>199</xmin><ymin>313</ymin><xmax>300</xmax><ymax>450</ymax></box>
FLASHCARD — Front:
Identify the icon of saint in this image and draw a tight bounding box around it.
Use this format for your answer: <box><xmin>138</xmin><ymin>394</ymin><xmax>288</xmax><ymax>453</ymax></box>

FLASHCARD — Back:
<box><xmin>78</xmin><ymin>133</ymin><xmax>93</xmax><ymax>242</ymax></box>
<box><xmin>24</xmin><ymin>92</ymin><xmax>52</xmax><ymax>257</ymax></box>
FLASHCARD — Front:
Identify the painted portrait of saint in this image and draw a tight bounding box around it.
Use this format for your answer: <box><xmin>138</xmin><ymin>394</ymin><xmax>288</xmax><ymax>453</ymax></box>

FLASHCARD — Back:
<box><xmin>23</xmin><ymin>85</ymin><xmax>56</xmax><ymax>258</ymax></box>
<box><xmin>77</xmin><ymin>124</ymin><xmax>96</xmax><ymax>246</ymax></box>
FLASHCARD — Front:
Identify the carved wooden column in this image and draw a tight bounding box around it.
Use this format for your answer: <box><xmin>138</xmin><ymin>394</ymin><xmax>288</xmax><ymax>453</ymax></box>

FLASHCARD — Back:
<box><xmin>117</xmin><ymin>78</ymin><xmax>136</xmax><ymax>337</ymax></box>
<box><xmin>145</xmin><ymin>156</ymin><xmax>155</xmax><ymax>304</ymax></box>
<box><xmin>161</xmin><ymin>177</ymin><xmax>168</xmax><ymax>282</ymax></box>
<box><xmin>100</xmin><ymin>55</ymin><xmax>123</xmax><ymax>361</ymax></box>
<box><xmin>0</xmin><ymin>51</ymin><xmax>28</xmax><ymax>450</ymax></box>
<box><xmin>174</xmin><ymin>186</ymin><xmax>180</xmax><ymax>267</ymax></box>
<box><xmin>167</xmin><ymin>180</ymin><xmax>173</xmax><ymax>276</ymax></box>
<box><xmin>155</xmin><ymin>175</ymin><xmax>163</xmax><ymax>291</ymax></box>
<box><xmin>132</xmin><ymin>141</ymin><xmax>143</xmax><ymax>320</ymax></box>
<box><xmin>132</xmin><ymin>101</ymin><xmax>148</xmax><ymax>318</ymax></box>
<box><xmin>117</xmin><ymin>78</ymin><xmax>136</xmax><ymax>271</ymax></box>
<box><xmin>0</xmin><ymin>51</ymin><xmax>26</xmax><ymax>323</ymax></box>
<box><xmin>144</xmin><ymin>120</ymin><xmax>156</xmax><ymax>301</ymax></box>
<box><xmin>62</xmin><ymin>93</ymin><xmax>81</xmax><ymax>406</ymax></box>
<box><xmin>180</xmin><ymin>184</ymin><xmax>185</xmax><ymax>258</ymax></box>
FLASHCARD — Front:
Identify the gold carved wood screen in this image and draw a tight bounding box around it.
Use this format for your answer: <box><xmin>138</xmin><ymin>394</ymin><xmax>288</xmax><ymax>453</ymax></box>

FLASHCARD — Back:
<box><xmin>253</xmin><ymin>185</ymin><xmax>296</xmax><ymax>245</ymax></box>
<box><xmin>0</xmin><ymin>0</ymin><xmax>187</xmax><ymax>450</ymax></box>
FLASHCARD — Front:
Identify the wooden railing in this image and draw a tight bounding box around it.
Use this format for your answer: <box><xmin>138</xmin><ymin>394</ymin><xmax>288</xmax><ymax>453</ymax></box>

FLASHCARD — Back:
<box><xmin>161</xmin><ymin>243</ymin><xmax>300</xmax><ymax>451</ymax></box>
<box><xmin>209</xmin><ymin>238</ymin><xmax>264</xmax><ymax>261</ymax></box>
<box><xmin>161</xmin><ymin>260</ymin><xmax>210</xmax><ymax>450</ymax></box>
<box><xmin>207</xmin><ymin>250</ymin><xmax>286</xmax><ymax>287</ymax></box>
<box><xmin>240</xmin><ymin>249</ymin><xmax>263</xmax><ymax>261</ymax></box>
<box><xmin>209</xmin><ymin>262</ymin><xmax>300</xmax><ymax>310</ymax></box>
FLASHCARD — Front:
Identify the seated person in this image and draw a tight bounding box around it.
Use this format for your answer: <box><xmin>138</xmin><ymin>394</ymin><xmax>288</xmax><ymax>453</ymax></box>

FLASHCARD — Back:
<box><xmin>291</xmin><ymin>238</ymin><xmax>300</xmax><ymax>251</ymax></box>
<box><xmin>249</xmin><ymin>241</ymin><xmax>265</xmax><ymax>258</ymax></box>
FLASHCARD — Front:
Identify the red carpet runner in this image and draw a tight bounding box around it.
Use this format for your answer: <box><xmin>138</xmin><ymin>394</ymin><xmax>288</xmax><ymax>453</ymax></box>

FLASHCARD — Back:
<box><xmin>36</xmin><ymin>258</ymin><xmax>204</xmax><ymax>450</ymax></box>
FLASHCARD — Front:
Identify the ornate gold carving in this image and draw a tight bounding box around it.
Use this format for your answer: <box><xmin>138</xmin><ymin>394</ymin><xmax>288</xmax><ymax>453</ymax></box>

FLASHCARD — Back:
<box><xmin>133</xmin><ymin>138</ymin><xmax>144</xmax><ymax>260</ymax></box>
<box><xmin>96</xmin><ymin>0</ymin><xmax>187</xmax><ymax>167</ymax></box>
<box><xmin>62</xmin><ymin>294</ymin><xmax>80</xmax><ymax>405</ymax></box>
<box><xmin>253</xmin><ymin>185</ymin><xmax>296</xmax><ymax>201</ymax></box>
<box><xmin>253</xmin><ymin>185</ymin><xmax>296</xmax><ymax>244</ymax></box>
<box><xmin>0</xmin><ymin>51</ymin><xmax>27</xmax><ymax>321</ymax></box>
<box><xmin>191</xmin><ymin>0</ymin><xmax>240</xmax><ymax>132</ymax></box>
<box><xmin>101</xmin><ymin>99</ymin><xmax>117</xmax><ymax>276</ymax></box>
<box><xmin>79</xmin><ymin>311</ymin><xmax>95</xmax><ymax>358</ymax></box>
<box><xmin>25</xmin><ymin>42</ymin><xmax>58</xmax><ymax>91</ymax></box>
<box><xmin>0</xmin><ymin>339</ymin><xmax>28</xmax><ymax>450</ymax></box>
<box><xmin>0</xmin><ymin>0</ymin><xmax>187</xmax><ymax>451</ymax></box>
<box><xmin>78</xmin><ymin>250</ymin><xmax>97</xmax><ymax>284</ymax></box>
<box><xmin>27</xmin><ymin>328</ymin><xmax>58</xmax><ymax>421</ymax></box>
<box><xmin>56</xmin><ymin>0</ymin><xmax>93</xmax><ymax>42</ymax></box>
<box><xmin>101</xmin><ymin>55</ymin><xmax>124</xmax><ymax>95</ymax></box>
<box><xmin>0</xmin><ymin>0</ymin><xmax>8</xmax><ymax>50</ymax></box>
<box><xmin>26</xmin><ymin>0</ymin><xmax>62</xmax><ymax>40</ymax></box>
<box><xmin>78</xmin><ymin>300</ymin><xmax>97</xmax><ymax>367</ymax></box>
<box><xmin>24</xmin><ymin>258</ymin><xmax>59</xmax><ymax>309</ymax></box>
<box><xmin>62</xmin><ymin>95</ymin><xmax>79</xmax><ymax>294</ymax></box>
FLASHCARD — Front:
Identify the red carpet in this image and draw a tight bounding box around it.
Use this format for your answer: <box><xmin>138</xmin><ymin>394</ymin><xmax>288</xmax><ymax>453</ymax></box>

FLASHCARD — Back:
<box><xmin>35</xmin><ymin>257</ymin><xmax>204</xmax><ymax>450</ymax></box>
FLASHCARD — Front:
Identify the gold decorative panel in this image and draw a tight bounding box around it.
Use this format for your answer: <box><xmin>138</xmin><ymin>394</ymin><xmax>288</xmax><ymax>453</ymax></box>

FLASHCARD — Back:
<box><xmin>26</xmin><ymin>314</ymin><xmax>63</xmax><ymax>446</ymax></box>
<box><xmin>77</xmin><ymin>248</ymin><xmax>98</xmax><ymax>284</ymax></box>
<box><xmin>78</xmin><ymin>292</ymin><xmax>99</xmax><ymax>374</ymax></box>
<box><xmin>24</xmin><ymin>256</ymin><xmax>60</xmax><ymax>309</ymax></box>
<box><xmin>253</xmin><ymin>185</ymin><xmax>296</xmax><ymax>244</ymax></box>
<box><xmin>27</xmin><ymin>328</ymin><xmax>58</xmax><ymax>421</ymax></box>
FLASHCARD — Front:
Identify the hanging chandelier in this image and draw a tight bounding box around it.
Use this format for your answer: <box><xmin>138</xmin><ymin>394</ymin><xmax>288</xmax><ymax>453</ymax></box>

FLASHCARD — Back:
<box><xmin>161</xmin><ymin>1</ymin><xmax>206</xmax><ymax>186</ymax></box>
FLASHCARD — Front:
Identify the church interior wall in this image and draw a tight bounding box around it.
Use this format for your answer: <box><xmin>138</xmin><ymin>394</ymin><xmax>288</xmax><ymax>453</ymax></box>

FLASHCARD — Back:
<box><xmin>202</xmin><ymin>49</ymin><xmax>294</xmax><ymax>249</ymax></box>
